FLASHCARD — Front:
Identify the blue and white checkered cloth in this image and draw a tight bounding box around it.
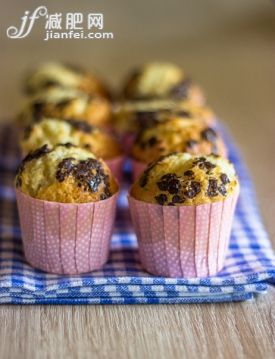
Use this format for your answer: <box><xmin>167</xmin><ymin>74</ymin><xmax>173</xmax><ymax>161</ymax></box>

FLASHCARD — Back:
<box><xmin>0</xmin><ymin>123</ymin><xmax>274</xmax><ymax>304</ymax></box>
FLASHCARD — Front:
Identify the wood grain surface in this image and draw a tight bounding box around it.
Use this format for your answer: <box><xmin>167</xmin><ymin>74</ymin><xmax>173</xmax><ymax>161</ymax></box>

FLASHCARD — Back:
<box><xmin>0</xmin><ymin>1</ymin><xmax>274</xmax><ymax>358</ymax></box>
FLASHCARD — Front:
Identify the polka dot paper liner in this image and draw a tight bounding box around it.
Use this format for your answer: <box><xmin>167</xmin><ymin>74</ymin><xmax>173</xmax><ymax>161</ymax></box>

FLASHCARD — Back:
<box><xmin>128</xmin><ymin>189</ymin><xmax>239</xmax><ymax>278</ymax></box>
<box><xmin>16</xmin><ymin>189</ymin><xmax>118</xmax><ymax>275</ymax></box>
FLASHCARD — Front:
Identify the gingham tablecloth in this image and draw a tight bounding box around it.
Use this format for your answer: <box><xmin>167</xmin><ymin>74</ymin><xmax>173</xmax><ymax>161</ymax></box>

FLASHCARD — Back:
<box><xmin>0</xmin><ymin>123</ymin><xmax>274</xmax><ymax>304</ymax></box>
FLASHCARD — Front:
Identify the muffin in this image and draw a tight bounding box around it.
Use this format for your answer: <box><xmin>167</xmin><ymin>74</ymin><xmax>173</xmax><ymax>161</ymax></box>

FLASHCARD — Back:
<box><xmin>15</xmin><ymin>144</ymin><xmax>119</xmax><ymax>274</ymax></box>
<box><xmin>122</xmin><ymin>62</ymin><xmax>205</xmax><ymax>105</ymax></box>
<box><xmin>21</xmin><ymin>118</ymin><xmax>122</xmax><ymax>159</ymax></box>
<box><xmin>129</xmin><ymin>153</ymin><xmax>240</xmax><ymax>278</ymax></box>
<box><xmin>16</xmin><ymin>144</ymin><xmax>118</xmax><ymax>202</ymax></box>
<box><xmin>24</xmin><ymin>61</ymin><xmax>110</xmax><ymax>98</ymax></box>
<box><xmin>18</xmin><ymin>87</ymin><xmax>112</xmax><ymax>128</ymax></box>
<box><xmin>113</xmin><ymin>99</ymin><xmax>216</xmax><ymax>136</ymax></box>
<box><xmin>21</xmin><ymin>118</ymin><xmax>124</xmax><ymax>181</ymax></box>
<box><xmin>130</xmin><ymin>116</ymin><xmax>227</xmax><ymax>178</ymax></box>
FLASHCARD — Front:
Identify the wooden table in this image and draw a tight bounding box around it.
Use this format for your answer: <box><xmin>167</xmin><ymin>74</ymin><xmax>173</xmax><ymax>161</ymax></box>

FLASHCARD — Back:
<box><xmin>0</xmin><ymin>1</ymin><xmax>274</xmax><ymax>358</ymax></box>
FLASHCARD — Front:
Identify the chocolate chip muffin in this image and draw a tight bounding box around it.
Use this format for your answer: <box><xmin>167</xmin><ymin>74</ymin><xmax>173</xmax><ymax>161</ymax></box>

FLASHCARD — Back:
<box><xmin>131</xmin><ymin>117</ymin><xmax>226</xmax><ymax>164</ymax></box>
<box><xmin>18</xmin><ymin>87</ymin><xmax>112</xmax><ymax>128</ymax></box>
<box><xmin>122</xmin><ymin>62</ymin><xmax>205</xmax><ymax>105</ymax></box>
<box><xmin>24</xmin><ymin>62</ymin><xmax>110</xmax><ymax>98</ymax></box>
<box><xmin>15</xmin><ymin>144</ymin><xmax>118</xmax><ymax>203</ymax></box>
<box><xmin>131</xmin><ymin>153</ymin><xmax>239</xmax><ymax>206</ymax></box>
<box><xmin>21</xmin><ymin>118</ymin><xmax>122</xmax><ymax>160</ymax></box>
<box><xmin>113</xmin><ymin>99</ymin><xmax>216</xmax><ymax>135</ymax></box>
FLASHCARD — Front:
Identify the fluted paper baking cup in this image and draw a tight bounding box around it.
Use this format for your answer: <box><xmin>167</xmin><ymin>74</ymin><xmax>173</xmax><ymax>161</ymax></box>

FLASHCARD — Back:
<box><xmin>16</xmin><ymin>189</ymin><xmax>118</xmax><ymax>274</ymax></box>
<box><xmin>128</xmin><ymin>189</ymin><xmax>239</xmax><ymax>278</ymax></box>
<box><xmin>132</xmin><ymin>159</ymin><xmax>146</xmax><ymax>181</ymax></box>
<box><xmin>106</xmin><ymin>156</ymin><xmax>125</xmax><ymax>182</ymax></box>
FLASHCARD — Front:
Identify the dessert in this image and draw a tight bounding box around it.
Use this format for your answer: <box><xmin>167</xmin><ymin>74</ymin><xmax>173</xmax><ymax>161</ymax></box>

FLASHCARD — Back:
<box><xmin>113</xmin><ymin>99</ymin><xmax>216</xmax><ymax>137</ymax></box>
<box><xmin>129</xmin><ymin>153</ymin><xmax>239</xmax><ymax>277</ymax></box>
<box><xmin>16</xmin><ymin>144</ymin><xmax>118</xmax><ymax>203</ymax></box>
<box><xmin>130</xmin><ymin>116</ymin><xmax>227</xmax><ymax>178</ymax></box>
<box><xmin>21</xmin><ymin>118</ymin><xmax>122</xmax><ymax>159</ymax></box>
<box><xmin>15</xmin><ymin>144</ymin><xmax>119</xmax><ymax>274</ymax></box>
<box><xmin>24</xmin><ymin>61</ymin><xmax>110</xmax><ymax>98</ymax></box>
<box><xmin>18</xmin><ymin>87</ymin><xmax>112</xmax><ymax>128</ymax></box>
<box><xmin>122</xmin><ymin>62</ymin><xmax>205</xmax><ymax>105</ymax></box>
<box><xmin>20</xmin><ymin>118</ymin><xmax>124</xmax><ymax>181</ymax></box>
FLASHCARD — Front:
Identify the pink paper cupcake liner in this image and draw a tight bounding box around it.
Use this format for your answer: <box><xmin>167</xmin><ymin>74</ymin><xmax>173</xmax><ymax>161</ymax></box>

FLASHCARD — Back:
<box><xmin>106</xmin><ymin>156</ymin><xmax>125</xmax><ymax>183</ymax></box>
<box><xmin>128</xmin><ymin>189</ymin><xmax>239</xmax><ymax>278</ymax></box>
<box><xmin>16</xmin><ymin>189</ymin><xmax>118</xmax><ymax>275</ymax></box>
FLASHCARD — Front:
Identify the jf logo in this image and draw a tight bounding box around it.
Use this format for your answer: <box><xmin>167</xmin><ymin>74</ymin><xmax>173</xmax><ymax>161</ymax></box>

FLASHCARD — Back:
<box><xmin>7</xmin><ymin>6</ymin><xmax>48</xmax><ymax>39</ymax></box>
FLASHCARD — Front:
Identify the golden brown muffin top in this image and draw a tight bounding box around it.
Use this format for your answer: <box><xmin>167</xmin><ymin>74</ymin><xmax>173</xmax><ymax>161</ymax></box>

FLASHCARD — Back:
<box><xmin>24</xmin><ymin>62</ymin><xmax>110</xmax><ymax>98</ymax></box>
<box><xmin>122</xmin><ymin>62</ymin><xmax>201</xmax><ymax>101</ymax></box>
<box><xmin>131</xmin><ymin>153</ymin><xmax>239</xmax><ymax>206</ymax></box>
<box><xmin>18</xmin><ymin>87</ymin><xmax>111</xmax><ymax>127</ymax></box>
<box><xmin>21</xmin><ymin>118</ymin><xmax>122</xmax><ymax>160</ymax></box>
<box><xmin>113</xmin><ymin>99</ymin><xmax>216</xmax><ymax>134</ymax></box>
<box><xmin>131</xmin><ymin>117</ymin><xmax>226</xmax><ymax>163</ymax></box>
<box><xmin>15</xmin><ymin>144</ymin><xmax>118</xmax><ymax>203</ymax></box>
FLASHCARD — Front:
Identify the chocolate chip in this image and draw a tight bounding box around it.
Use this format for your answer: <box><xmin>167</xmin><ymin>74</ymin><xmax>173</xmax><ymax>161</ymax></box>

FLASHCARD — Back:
<box><xmin>172</xmin><ymin>195</ymin><xmax>183</xmax><ymax>204</ymax></box>
<box><xmin>67</xmin><ymin>119</ymin><xmax>94</xmax><ymax>133</ymax></box>
<box><xmin>84</xmin><ymin>144</ymin><xmax>92</xmax><ymax>150</ymax></box>
<box><xmin>167</xmin><ymin>179</ymin><xmax>181</xmax><ymax>194</ymax></box>
<box><xmin>206</xmin><ymin>178</ymin><xmax>219</xmax><ymax>197</ymax></box>
<box><xmin>138</xmin><ymin>162</ymin><xmax>157</xmax><ymax>188</ymax></box>
<box><xmin>16</xmin><ymin>144</ymin><xmax>51</xmax><ymax>188</ymax></box>
<box><xmin>23</xmin><ymin>144</ymin><xmax>50</xmax><ymax>163</ymax></box>
<box><xmin>56</xmin><ymin>157</ymin><xmax>75</xmax><ymax>182</ymax></box>
<box><xmin>135</xmin><ymin>111</ymin><xmax>159</xmax><ymax>129</ymax></box>
<box><xmin>220</xmin><ymin>173</ymin><xmax>230</xmax><ymax>184</ymax></box>
<box><xmin>160</xmin><ymin>173</ymin><xmax>178</xmax><ymax>181</ymax></box>
<box><xmin>218</xmin><ymin>184</ymin><xmax>227</xmax><ymax>196</ymax></box>
<box><xmin>175</xmin><ymin>110</ymin><xmax>191</xmax><ymax>118</ymax></box>
<box><xmin>157</xmin><ymin>181</ymin><xmax>169</xmax><ymax>191</ymax></box>
<box><xmin>147</xmin><ymin>136</ymin><xmax>158</xmax><ymax>147</ymax></box>
<box><xmin>196</xmin><ymin>159</ymin><xmax>216</xmax><ymax>174</ymax></box>
<box><xmin>157</xmin><ymin>173</ymin><xmax>180</xmax><ymax>194</ymax></box>
<box><xmin>15</xmin><ymin>176</ymin><xmax>22</xmax><ymax>187</ymax></box>
<box><xmin>100</xmin><ymin>193</ymin><xmax>108</xmax><ymax>200</ymax></box>
<box><xmin>139</xmin><ymin>174</ymin><xmax>148</xmax><ymax>188</ymax></box>
<box><xmin>186</xmin><ymin>139</ymin><xmax>198</xmax><ymax>149</ymax></box>
<box><xmin>184</xmin><ymin>170</ymin><xmax>194</xmax><ymax>177</ymax></box>
<box><xmin>184</xmin><ymin>181</ymin><xmax>201</xmax><ymax>199</ymax></box>
<box><xmin>155</xmin><ymin>193</ymin><xmax>168</xmax><ymax>205</ymax></box>
<box><xmin>138</xmin><ymin>155</ymin><xmax>179</xmax><ymax>190</ymax></box>
<box><xmin>56</xmin><ymin>156</ymin><xmax>112</xmax><ymax>198</ymax></box>
<box><xmin>170</xmin><ymin>78</ymin><xmax>192</xmax><ymax>99</ymax></box>
<box><xmin>23</xmin><ymin>124</ymin><xmax>33</xmax><ymax>140</ymax></box>
<box><xmin>42</xmin><ymin>79</ymin><xmax>59</xmax><ymax>88</ymax></box>
<box><xmin>56</xmin><ymin>99</ymin><xmax>72</xmax><ymax>109</ymax></box>
<box><xmin>194</xmin><ymin>157</ymin><xmax>206</xmax><ymax>164</ymax></box>
<box><xmin>32</xmin><ymin>101</ymin><xmax>45</xmax><ymax>120</ymax></box>
<box><xmin>202</xmin><ymin>161</ymin><xmax>216</xmax><ymax>171</ymax></box>
<box><xmin>59</xmin><ymin>143</ymin><xmax>76</xmax><ymax>148</ymax></box>
<box><xmin>201</xmin><ymin>128</ymin><xmax>217</xmax><ymax>143</ymax></box>
<box><xmin>123</xmin><ymin>69</ymin><xmax>141</xmax><ymax>98</ymax></box>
